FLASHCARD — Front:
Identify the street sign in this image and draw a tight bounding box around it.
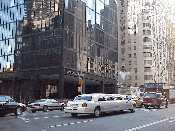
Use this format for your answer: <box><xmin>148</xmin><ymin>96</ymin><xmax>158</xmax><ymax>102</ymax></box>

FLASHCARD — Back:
<box><xmin>79</xmin><ymin>80</ymin><xmax>83</xmax><ymax>84</ymax></box>
<box><xmin>78</xmin><ymin>87</ymin><xmax>81</xmax><ymax>92</ymax></box>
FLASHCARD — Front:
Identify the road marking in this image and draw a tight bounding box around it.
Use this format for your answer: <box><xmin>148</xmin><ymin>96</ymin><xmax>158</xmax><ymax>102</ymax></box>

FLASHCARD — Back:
<box><xmin>54</xmin><ymin>116</ymin><xmax>59</xmax><ymax>117</ymax></box>
<box><xmin>44</xmin><ymin>117</ymin><xmax>49</xmax><ymax>118</ymax></box>
<box><xmin>44</xmin><ymin>119</ymin><xmax>93</xmax><ymax>129</ymax></box>
<box><xmin>34</xmin><ymin>118</ymin><xmax>39</xmax><ymax>119</ymax></box>
<box><xmin>125</xmin><ymin>116</ymin><xmax>175</xmax><ymax>131</ymax></box>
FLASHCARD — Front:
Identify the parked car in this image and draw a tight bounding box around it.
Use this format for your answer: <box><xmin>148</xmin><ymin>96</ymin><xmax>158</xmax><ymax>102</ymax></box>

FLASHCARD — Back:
<box><xmin>169</xmin><ymin>97</ymin><xmax>175</xmax><ymax>104</ymax></box>
<box><xmin>64</xmin><ymin>94</ymin><xmax>136</xmax><ymax>117</ymax></box>
<box><xmin>27</xmin><ymin>99</ymin><xmax>65</xmax><ymax>113</ymax></box>
<box><xmin>143</xmin><ymin>92</ymin><xmax>168</xmax><ymax>109</ymax></box>
<box><xmin>0</xmin><ymin>95</ymin><xmax>27</xmax><ymax>116</ymax></box>
<box><xmin>126</xmin><ymin>95</ymin><xmax>143</xmax><ymax>108</ymax></box>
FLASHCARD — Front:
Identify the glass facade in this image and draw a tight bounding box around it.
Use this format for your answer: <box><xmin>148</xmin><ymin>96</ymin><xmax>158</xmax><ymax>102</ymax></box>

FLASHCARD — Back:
<box><xmin>0</xmin><ymin>0</ymin><xmax>118</xmax><ymax>100</ymax></box>
<box><xmin>0</xmin><ymin>0</ymin><xmax>118</xmax><ymax>79</ymax></box>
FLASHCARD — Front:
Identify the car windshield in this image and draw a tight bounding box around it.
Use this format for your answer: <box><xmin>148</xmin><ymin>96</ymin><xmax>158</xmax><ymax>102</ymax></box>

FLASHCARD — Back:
<box><xmin>0</xmin><ymin>97</ymin><xmax>6</xmax><ymax>102</ymax></box>
<box><xmin>74</xmin><ymin>95</ymin><xmax>92</xmax><ymax>101</ymax></box>
<box><xmin>0</xmin><ymin>96</ymin><xmax>12</xmax><ymax>102</ymax></box>
<box><xmin>145</xmin><ymin>93</ymin><xmax>156</xmax><ymax>98</ymax></box>
<box><xmin>35</xmin><ymin>100</ymin><xmax>46</xmax><ymax>103</ymax></box>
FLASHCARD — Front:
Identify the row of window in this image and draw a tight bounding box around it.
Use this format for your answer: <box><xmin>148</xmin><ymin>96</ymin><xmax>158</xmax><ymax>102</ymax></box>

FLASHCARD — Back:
<box><xmin>128</xmin><ymin>75</ymin><xmax>152</xmax><ymax>80</ymax></box>
<box><xmin>128</xmin><ymin>53</ymin><xmax>137</xmax><ymax>58</ymax></box>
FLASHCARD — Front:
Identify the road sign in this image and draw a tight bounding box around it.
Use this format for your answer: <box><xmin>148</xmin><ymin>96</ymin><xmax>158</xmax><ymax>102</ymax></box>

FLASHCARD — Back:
<box><xmin>78</xmin><ymin>87</ymin><xmax>81</xmax><ymax>92</ymax></box>
<box><xmin>79</xmin><ymin>80</ymin><xmax>83</xmax><ymax>84</ymax></box>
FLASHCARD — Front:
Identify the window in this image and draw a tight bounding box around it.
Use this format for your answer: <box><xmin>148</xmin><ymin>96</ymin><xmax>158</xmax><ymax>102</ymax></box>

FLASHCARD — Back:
<box><xmin>143</xmin><ymin>52</ymin><xmax>152</xmax><ymax>57</ymax></box>
<box><xmin>134</xmin><ymin>53</ymin><xmax>136</xmax><ymax>58</ymax></box>
<box><xmin>143</xmin><ymin>37</ymin><xmax>151</xmax><ymax>42</ymax></box>
<box><xmin>135</xmin><ymin>76</ymin><xmax>137</xmax><ymax>80</ymax></box>
<box><xmin>128</xmin><ymin>54</ymin><xmax>131</xmax><ymax>57</ymax></box>
<box><xmin>143</xmin><ymin>23</ymin><xmax>151</xmax><ymax>28</ymax></box>
<box><xmin>128</xmin><ymin>39</ymin><xmax>131</xmax><ymax>43</ymax></box>
<box><xmin>134</xmin><ymin>46</ymin><xmax>136</xmax><ymax>50</ymax></box>
<box><xmin>143</xmin><ymin>45</ymin><xmax>152</xmax><ymax>49</ymax></box>
<box><xmin>143</xmin><ymin>30</ymin><xmax>151</xmax><ymax>35</ymax></box>
<box><xmin>144</xmin><ymin>67</ymin><xmax>151</xmax><ymax>72</ymax></box>
<box><xmin>129</xmin><ymin>76</ymin><xmax>131</xmax><ymax>80</ymax></box>
<box><xmin>129</xmin><ymin>61</ymin><xmax>131</xmax><ymax>65</ymax></box>
<box><xmin>144</xmin><ymin>60</ymin><xmax>152</xmax><ymax>65</ymax></box>
<box><xmin>134</xmin><ymin>68</ymin><xmax>137</xmax><ymax>73</ymax></box>
<box><xmin>144</xmin><ymin>75</ymin><xmax>152</xmax><ymax>80</ymax></box>
<box><xmin>129</xmin><ymin>68</ymin><xmax>131</xmax><ymax>72</ymax></box>
<box><xmin>134</xmin><ymin>39</ymin><xmax>136</xmax><ymax>43</ymax></box>
<box><xmin>134</xmin><ymin>61</ymin><xmax>137</xmax><ymax>65</ymax></box>
<box><xmin>135</xmin><ymin>83</ymin><xmax>137</xmax><ymax>86</ymax></box>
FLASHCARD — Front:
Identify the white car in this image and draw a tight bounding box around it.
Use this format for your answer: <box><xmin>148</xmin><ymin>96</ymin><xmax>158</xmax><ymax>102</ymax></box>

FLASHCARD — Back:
<box><xmin>27</xmin><ymin>99</ymin><xmax>65</xmax><ymax>113</ymax></box>
<box><xmin>64</xmin><ymin>94</ymin><xmax>136</xmax><ymax>117</ymax></box>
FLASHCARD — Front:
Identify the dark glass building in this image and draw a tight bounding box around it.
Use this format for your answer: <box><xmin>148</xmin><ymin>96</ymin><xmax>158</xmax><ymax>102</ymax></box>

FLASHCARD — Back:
<box><xmin>0</xmin><ymin>0</ymin><xmax>118</xmax><ymax>102</ymax></box>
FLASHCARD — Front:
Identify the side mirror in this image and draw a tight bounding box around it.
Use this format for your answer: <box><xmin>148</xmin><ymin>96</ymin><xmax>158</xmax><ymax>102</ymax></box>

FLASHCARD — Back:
<box><xmin>138</xmin><ymin>98</ymin><xmax>140</xmax><ymax>100</ymax></box>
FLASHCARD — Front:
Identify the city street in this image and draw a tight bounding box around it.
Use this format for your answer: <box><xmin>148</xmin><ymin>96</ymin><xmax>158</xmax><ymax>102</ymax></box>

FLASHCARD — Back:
<box><xmin>1</xmin><ymin>104</ymin><xmax>175</xmax><ymax>131</ymax></box>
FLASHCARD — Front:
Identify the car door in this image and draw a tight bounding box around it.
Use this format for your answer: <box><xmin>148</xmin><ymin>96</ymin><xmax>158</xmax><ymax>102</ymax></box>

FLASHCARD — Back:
<box><xmin>121</xmin><ymin>96</ymin><xmax>130</xmax><ymax>110</ymax></box>
<box><xmin>113</xmin><ymin>97</ymin><xmax>123</xmax><ymax>111</ymax></box>
<box><xmin>106</xmin><ymin>96</ymin><xmax>115</xmax><ymax>112</ymax></box>
<box><xmin>98</xmin><ymin>96</ymin><xmax>109</xmax><ymax>112</ymax></box>
<box><xmin>46</xmin><ymin>99</ymin><xmax>53</xmax><ymax>110</ymax></box>
<box><xmin>51</xmin><ymin>100</ymin><xmax>60</xmax><ymax>110</ymax></box>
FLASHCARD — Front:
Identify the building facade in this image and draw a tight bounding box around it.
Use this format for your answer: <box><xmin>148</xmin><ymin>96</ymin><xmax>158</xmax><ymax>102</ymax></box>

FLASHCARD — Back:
<box><xmin>0</xmin><ymin>0</ymin><xmax>119</xmax><ymax>102</ymax></box>
<box><xmin>118</xmin><ymin>0</ymin><xmax>168</xmax><ymax>87</ymax></box>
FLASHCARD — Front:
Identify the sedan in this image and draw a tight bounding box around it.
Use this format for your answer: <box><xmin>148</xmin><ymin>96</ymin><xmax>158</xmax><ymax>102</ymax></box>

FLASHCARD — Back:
<box><xmin>0</xmin><ymin>95</ymin><xmax>27</xmax><ymax>116</ymax></box>
<box><xmin>27</xmin><ymin>99</ymin><xmax>65</xmax><ymax>113</ymax></box>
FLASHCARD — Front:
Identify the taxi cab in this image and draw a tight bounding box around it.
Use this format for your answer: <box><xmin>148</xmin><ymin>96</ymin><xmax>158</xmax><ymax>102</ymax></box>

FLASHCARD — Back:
<box><xmin>126</xmin><ymin>95</ymin><xmax>143</xmax><ymax>108</ymax></box>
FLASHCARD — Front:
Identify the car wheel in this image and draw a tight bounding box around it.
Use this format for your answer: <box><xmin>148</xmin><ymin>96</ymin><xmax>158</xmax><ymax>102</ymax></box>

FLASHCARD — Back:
<box><xmin>32</xmin><ymin>110</ymin><xmax>36</xmax><ymax>113</ymax></box>
<box><xmin>43</xmin><ymin>106</ymin><xmax>48</xmax><ymax>112</ymax></box>
<box><xmin>71</xmin><ymin>113</ymin><xmax>78</xmax><ymax>117</ymax></box>
<box><xmin>60</xmin><ymin>105</ymin><xmax>64</xmax><ymax>111</ymax></box>
<box><xmin>93</xmin><ymin>107</ymin><xmax>100</xmax><ymax>118</ymax></box>
<box><xmin>15</xmin><ymin>107</ymin><xmax>22</xmax><ymax>116</ymax></box>
<box><xmin>0</xmin><ymin>112</ymin><xmax>6</xmax><ymax>117</ymax></box>
<box><xmin>145</xmin><ymin>105</ymin><xmax>148</xmax><ymax>109</ymax></box>
<box><xmin>157</xmin><ymin>104</ymin><xmax>161</xmax><ymax>109</ymax></box>
<box><xmin>130</xmin><ymin>104</ymin><xmax>136</xmax><ymax>113</ymax></box>
<box><xmin>165</xmin><ymin>102</ymin><xmax>168</xmax><ymax>108</ymax></box>
<box><xmin>140</xmin><ymin>103</ymin><xmax>143</xmax><ymax>108</ymax></box>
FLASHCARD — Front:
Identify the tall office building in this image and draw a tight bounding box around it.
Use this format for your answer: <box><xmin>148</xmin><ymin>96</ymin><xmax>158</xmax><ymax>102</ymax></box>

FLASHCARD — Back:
<box><xmin>0</xmin><ymin>0</ymin><xmax>119</xmax><ymax>101</ymax></box>
<box><xmin>118</xmin><ymin>0</ymin><xmax>167</xmax><ymax>87</ymax></box>
<box><xmin>0</xmin><ymin>0</ymin><xmax>25</xmax><ymax>71</ymax></box>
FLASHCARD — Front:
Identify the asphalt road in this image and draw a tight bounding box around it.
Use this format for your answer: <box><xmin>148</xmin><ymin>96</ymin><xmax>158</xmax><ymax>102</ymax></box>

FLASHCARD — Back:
<box><xmin>1</xmin><ymin>104</ymin><xmax>175</xmax><ymax>131</ymax></box>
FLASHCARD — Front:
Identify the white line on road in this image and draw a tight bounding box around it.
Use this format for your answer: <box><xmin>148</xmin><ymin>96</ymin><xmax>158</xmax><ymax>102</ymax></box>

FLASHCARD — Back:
<box><xmin>125</xmin><ymin>116</ymin><xmax>174</xmax><ymax>131</ymax></box>
<box><xmin>44</xmin><ymin>117</ymin><xmax>49</xmax><ymax>118</ymax></box>
<box><xmin>54</xmin><ymin>116</ymin><xmax>59</xmax><ymax>117</ymax></box>
<box><xmin>34</xmin><ymin>118</ymin><xmax>39</xmax><ymax>119</ymax></box>
<box><xmin>44</xmin><ymin>119</ymin><xmax>93</xmax><ymax>129</ymax></box>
